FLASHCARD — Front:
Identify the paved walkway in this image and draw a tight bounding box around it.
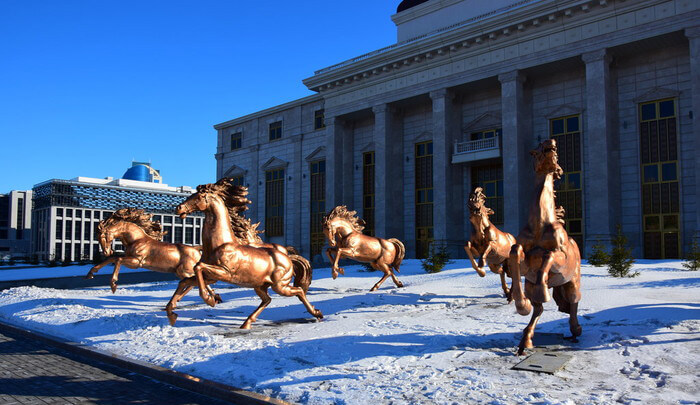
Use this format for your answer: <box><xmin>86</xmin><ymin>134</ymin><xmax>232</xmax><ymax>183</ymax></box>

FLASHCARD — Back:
<box><xmin>0</xmin><ymin>328</ymin><xmax>242</xmax><ymax>405</ymax></box>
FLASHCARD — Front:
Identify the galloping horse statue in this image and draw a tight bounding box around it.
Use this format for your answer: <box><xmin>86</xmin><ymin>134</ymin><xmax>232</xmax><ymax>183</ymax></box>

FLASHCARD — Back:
<box><xmin>173</xmin><ymin>178</ymin><xmax>322</xmax><ymax>329</ymax></box>
<box><xmin>84</xmin><ymin>208</ymin><xmax>219</xmax><ymax>301</ymax></box>
<box><xmin>323</xmin><ymin>206</ymin><xmax>405</xmax><ymax>291</ymax></box>
<box><xmin>464</xmin><ymin>187</ymin><xmax>516</xmax><ymax>301</ymax></box>
<box><xmin>508</xmin><ymin>139</ymin><xmax>582</xmax><ymax>355</ymax></box>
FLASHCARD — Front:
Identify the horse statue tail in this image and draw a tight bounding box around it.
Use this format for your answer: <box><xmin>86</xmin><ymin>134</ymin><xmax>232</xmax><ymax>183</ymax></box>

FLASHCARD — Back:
<box><xmin>290</xmin><ymin>254</ymin><xmax>313</xmax><ymax>293</ymax></box>
<box><xmin>388</xmin><ymin>238</ymin><xmax>405</xmax><ymax>272</ymax></box>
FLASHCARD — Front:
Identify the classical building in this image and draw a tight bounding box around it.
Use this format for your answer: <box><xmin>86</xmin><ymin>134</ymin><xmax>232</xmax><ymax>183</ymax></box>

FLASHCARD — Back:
<box><xmin>0</xmin><ymin>190</ymin><xmax>33</xmax><ymax>259</ymax></box>
<box><xmin>31</xmin><ymin>163</ymin><xmax>203</xmax><ymax>261</ymax></box>
<box><xmin>215</xmin><ymin>0</ymin><xmax>700</xmax><ymax>261</ymax></box>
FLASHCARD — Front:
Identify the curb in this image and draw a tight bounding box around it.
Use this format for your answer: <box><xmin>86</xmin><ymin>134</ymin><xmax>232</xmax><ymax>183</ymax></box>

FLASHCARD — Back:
<box><xmin>0</xmin><ymin>320</ymin><xmax>290</xmax><ymax>405</ymax></box>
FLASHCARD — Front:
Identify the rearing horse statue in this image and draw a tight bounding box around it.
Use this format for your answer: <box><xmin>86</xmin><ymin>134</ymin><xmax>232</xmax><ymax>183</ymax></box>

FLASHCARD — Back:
<box><xmin>464</xmin><ymin>187</ymin><xmax>516</xmax><ymax>301</ymax></box>
<box><xmin>508</xmin><ymin>139</ymin><xmax>582</xmax><ymax>355</ymax></box>
<box><xmin>173</xmin><ymin>178</ymin><xmax>322</xmax><ymax>329</ymax></box>
<box><xmin>84</xmin><ymin>208</ymin><xmax>221</xmax><ymax>310</ymax></box>
<box><xmin>323</xmin><ymin>206</ymin><xmax>405</xmax><ymax>291</ymax></box>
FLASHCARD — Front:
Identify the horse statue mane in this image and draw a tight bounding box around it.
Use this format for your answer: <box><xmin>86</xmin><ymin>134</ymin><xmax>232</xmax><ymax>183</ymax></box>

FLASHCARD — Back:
<box><xmin>104</xmin><ymin>208</ymin><xmax>166</xmax><ymax>241</ymax></box>
<box><xmin>323</xmin><ymin>205</ymin><xmax>365</xmax><ymax>232</ymax></box>
<box><xmin>468</xmin><ymin>187</ymin><xmax>494</xmax><ymax>216</ymax></box>
<box><xmin>197</xmin><ymin>178</ymin><xmax>262</xmax><ymax>243</ymax></box>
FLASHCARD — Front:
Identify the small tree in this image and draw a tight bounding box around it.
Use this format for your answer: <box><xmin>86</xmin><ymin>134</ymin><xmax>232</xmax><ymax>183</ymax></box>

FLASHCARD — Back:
<box><xmin>608</xmin><ymin>225</ymin><xmax>638</xmax><ymax>278</ymax></box>
<box><xmin>682</xmin><ymin>240</ymin><xmax>700</xmax><ymax>271</ymax></box>
<box><xmin>588</xmin><ymin>240</ymin><xmax>610</xmax><ymax>267</ymax></box>
<box><xmin>421</xmin><ymin>243</ymin><xmax>452</xmax><ymax>273</ymax></box>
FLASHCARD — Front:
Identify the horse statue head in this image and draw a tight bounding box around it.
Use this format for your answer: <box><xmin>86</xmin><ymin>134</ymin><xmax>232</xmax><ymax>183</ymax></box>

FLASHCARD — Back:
<box><xmin>468</xmin><ymin>187</ymin><xmax>494</xmax><ymax>218</ymax></box>
<box><xmin>97</xmin><ymin>208</ymin><xmax>165</xmax><ymax>256</ymax></box>
<box><xmin>322</xmin><ymin>205</ymin><xmax>365</xmax><ymax>247</ymax></box>
<box><xmin>176</xmin><ymin>177</ymin><xmax>250</xmax><ymax>219</ymax></box>
<box><xmin>530</xmin><ymin>139</ymin><xmax>563</xmax><ymax>180</ymax></box>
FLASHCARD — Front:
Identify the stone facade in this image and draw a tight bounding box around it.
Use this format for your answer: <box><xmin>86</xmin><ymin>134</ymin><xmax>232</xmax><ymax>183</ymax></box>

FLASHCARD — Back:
<box><xmin>216</xmin><ymin>0</ymin><xmax>700</xmax><ymax>260</ymax></box>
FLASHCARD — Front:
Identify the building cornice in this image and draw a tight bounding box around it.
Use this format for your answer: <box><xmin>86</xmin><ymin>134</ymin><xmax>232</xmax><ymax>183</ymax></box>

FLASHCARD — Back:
<box><xmin>391</xmin><ymin>0</ymin><xmax>466</xmax><ymax>26</ymax></box>
<box><xmin>302</xmin><ymin>0</ymin><xmax>661</xmax><ymax>93</ymax></box>
<box><xmin>213</xmin><ymin>93</ymin><xmax>322</xmax><ymax>130</ymax></box>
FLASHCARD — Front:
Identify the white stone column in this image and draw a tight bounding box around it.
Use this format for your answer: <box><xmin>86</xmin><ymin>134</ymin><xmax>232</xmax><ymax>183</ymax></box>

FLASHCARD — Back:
<box><xmin>325</xmin><ymin>116</ymin><xmax>346</xmax><ymax>208</ymax></box>
<box><xmin>582</xmin><ymin>49</ymin><xmax>617</xmax><ymax>253</ymax></box>
<box><xmin>499</xmin><ymin>71</ymin><xmax>528</xmax><ymax>235</ymax></box>
<box><xmin>373</xmin><ymin>104</ymin><xmax>404</xmax><ymax>238</ymax></box>
<box><xmin>430</xmin><ymin>89</ymin><xmax>463</xmax><ymax>256</ymax></box>
<box><xmin>687</xmin><ymin>27</ymin><xmax>700</xmax><ymax>243</ymax></box>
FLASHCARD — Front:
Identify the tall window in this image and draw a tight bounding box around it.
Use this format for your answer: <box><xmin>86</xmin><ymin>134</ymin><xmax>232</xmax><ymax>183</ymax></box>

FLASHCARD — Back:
<box><xmin>550</xmin><ymin>115</ymin><xmax>584</xmax><ymax>250</ymax></box>
<box><xmin>362</xmin><ymin>151</ymin><xmax>375</xmax><ymax>236</ymax></box>
<box><xmin>314</xmin><ymin>110</ymin><xmax>325</xmax><ymax>130</ymax></box>
<box><xmin>266</xmin><ymin>169</ymin><xmax>285</xmax><ymax>237</ymax></box>
<box><xmin>415</xmin><ymin>141</ymin><xmax>433</xmax><ymax>259</ymax></box>
<box><xmin>470</xmin><ymin>128</ymin><xmax>502</xmax><ymax>141</ymax></box>
<box><xmin>269</xmin><ymin>121</ymin><xmax>282</xmax><ymax>141</ymax></box>
<box><xmin>640</xmin><ymin>98</ymin><xmax>679</xmax><ymax>259</ymax></box>
<box><xmin>16</xmin><ymin>197</ymin><xmax>24</xmax><ymax>240</ymax></box>
<box><xmin>55</xmin><ymin>219</ymin><xmax>63</xmax><ymax>239</ymax></box>
<box><xmin>230</xmin><ymin>132</ymin><xmax>242</xmax><ymax>150</ymax></box>
<box><xmin>309</xmin><ymin>161</ymin><xmax>325</xmax><ymax>257</ymax></box>
<box><xmin>472</xmin><ymin>165</ymin><xmax>504</xmax><ymax>225</ymax></box>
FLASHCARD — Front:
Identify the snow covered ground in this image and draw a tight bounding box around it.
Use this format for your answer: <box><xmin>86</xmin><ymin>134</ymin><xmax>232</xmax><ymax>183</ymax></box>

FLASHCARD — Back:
<box><xmin>0</xmin><ymin>259</ymin><xmax>698</xmax><ymax>404</ymax></box>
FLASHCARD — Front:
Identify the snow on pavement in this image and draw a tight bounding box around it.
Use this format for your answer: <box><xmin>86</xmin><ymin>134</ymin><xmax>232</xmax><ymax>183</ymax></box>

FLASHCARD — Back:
<box><xmin>0</xmin><ymin>260</ymin><xmax>698</xmax><ymax>404</ymax></box>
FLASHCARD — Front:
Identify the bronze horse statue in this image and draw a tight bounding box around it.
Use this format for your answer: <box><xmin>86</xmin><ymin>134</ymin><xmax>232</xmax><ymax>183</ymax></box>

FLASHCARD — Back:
<box><xmin>84</xmin><ymin>208</ymin><xmax>220</xmax><ymax>300</ymax></box>
<box><xmin>464</xmin><ymin>187</ymin><xmax>516</xmax><ymax>301</ymax></box>
<box><xmin>173</xmin><ymin>178</ymin><xmax>322</xmax><ymax>329</ymax></box>
<box><xmin>508</xmin><ymin>139</ymin><xmax>582</xmax><ymax>355</ymax></box>
<box><xmin>323</xmin><ymin>206</ymin><xmax>405</xmax><ymax>291</ymax></box>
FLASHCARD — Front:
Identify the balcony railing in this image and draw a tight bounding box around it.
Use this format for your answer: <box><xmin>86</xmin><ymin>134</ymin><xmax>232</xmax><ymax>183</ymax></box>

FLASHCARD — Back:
<box><xmin>455</xmin><ymin>136</ymin><xmax>499</xmax><ymax>154</ymax></box>
<box><xmin>452</xmin><ymin>136</ymin><xmax>501</xmax><ymax>163</ymax></box>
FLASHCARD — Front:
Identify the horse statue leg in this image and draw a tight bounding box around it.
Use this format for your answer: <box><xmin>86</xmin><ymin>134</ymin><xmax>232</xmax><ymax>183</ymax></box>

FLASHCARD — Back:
<box><xmin>517</xmin><ymin>280</ymin><xmax>544</xmax><ymax>355</ymax></box>
<box><xmin>489</xmin><ymin>262</ymin><xmax>511</xmax><ymax>301</ymax></box>
<box><xmin>464</xmin><ymin>242</ymin><xmax>486</xmax><ymax>277</ymax></box>
<box><xmin>508</xmin><ymin>244</ymin><xmax>532</xmax><ymax>316</ymax></box>
<box><xmin>240</xmin><ymin>287</ymin><xmax>272</xmax><ymax>329</ymax></box>
<box><xmin>269</xmin><ymin>265</ymin><xmax>323</xmax><ymax>324</ymax></box>
<box><xmin>165</xmin><ymin>277</ymin><xmax>196</xmax><ymax>326</ymax></box>
<box><xmin>85</xmin><ymin>256</ymin><xmax>118</xmax><ymax>279</ymax></box>
<box><xmin>325</xmin><ymin>247</ymin><xmax>344</xmax><ymax>279</ymax></box>
<box><xmin>193</xmin><ymin>262</ymin><xmax>229</xmax><ymax>307</ymax></box>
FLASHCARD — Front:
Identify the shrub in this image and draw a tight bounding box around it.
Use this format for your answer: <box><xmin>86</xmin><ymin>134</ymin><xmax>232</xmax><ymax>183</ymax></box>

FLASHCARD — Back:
<box><xmin>421</xmin><ymin>243</ymin><xmax>452</xmax><ymax>273</ymax></box>
<box><xmin>608</xmin><ymin>225</ymin><xmax>638</xmax><ymax>278</ymax></box>
<box><xmin>682</xmin><ymin>240</ymin><xmax>700</xmax><ymax>271</ymax></box>
<box><xmin>588</xmin><ymin>240</ymin><xmax>610</xmax><ymax>267</ymax></box>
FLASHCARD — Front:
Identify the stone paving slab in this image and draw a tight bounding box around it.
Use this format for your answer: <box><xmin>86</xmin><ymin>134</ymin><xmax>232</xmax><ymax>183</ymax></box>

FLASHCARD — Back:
<box><xmin>0</xmin><ymin>321</ymin><xmax>288</xmax><ymax>405</ymax></box>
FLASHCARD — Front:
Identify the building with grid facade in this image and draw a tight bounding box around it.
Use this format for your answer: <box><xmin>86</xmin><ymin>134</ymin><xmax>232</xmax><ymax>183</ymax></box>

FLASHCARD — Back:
<box><xmin>215</xmin><ymin>0</ymin><xmax>700</xmax><ymax>261</ymax></box>
<box><xmin>0</xmin><ymin>190</ymin><xmax>33</xmax><ymax>259</ymax></box>
<box><xmin>31</xmin><ymin>175</ymin><xmax>203</xmax><ymax>262</ymax></box>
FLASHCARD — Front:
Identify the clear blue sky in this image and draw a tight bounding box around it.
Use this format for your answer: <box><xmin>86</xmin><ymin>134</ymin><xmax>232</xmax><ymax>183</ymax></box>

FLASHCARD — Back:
<box><xmin>0</xmin><ymin>1</ymin><xmax>398</xmax><ymax>192</ymax></box>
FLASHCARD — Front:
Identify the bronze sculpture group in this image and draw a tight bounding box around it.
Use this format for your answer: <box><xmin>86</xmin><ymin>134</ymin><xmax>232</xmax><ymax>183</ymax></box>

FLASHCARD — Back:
<box><xmin>86</xmin><ymin>139</ymin><xmax>581</xmax><ymax>356</ymax></box>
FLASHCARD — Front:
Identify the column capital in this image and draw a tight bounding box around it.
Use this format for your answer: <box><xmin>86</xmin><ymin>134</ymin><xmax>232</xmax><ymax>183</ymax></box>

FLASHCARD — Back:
<box><xmin>498</xmin><ymin>70</ymin><xmax>525</xmax><ymax>84</ymax></box>
<box><xmin>372</xmin><ymin>103</ymin><xmax>388</xmax><ymax>114</ymax></box>
<box><xmin>581</xmin><ymin>49</ymin><xmax>611</xmax><ymax>64</ymax></box>
<box><xmin>429</xmin><ymin>88</ymin><xmax>455</xmax><ymax>100</ymax></box>
<box><xmin>685</xmin><ymin>26</ymin><xmax>700</xmax><ymax>39</ymax></box>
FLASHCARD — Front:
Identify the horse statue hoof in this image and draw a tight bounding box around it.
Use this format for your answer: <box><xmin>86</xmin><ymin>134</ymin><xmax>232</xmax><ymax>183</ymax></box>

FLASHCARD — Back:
<box><xmin>314</xmin><ymin>309</ymin><xmax>324</xmax><ymax>319</ymax></box>
<box><xmin>214</xmin><ymin>294</ymin><xmax>223</xmax><ymax>304</ymax></box>
<box><xmin>167</xmin><ymin>312</ymin><xmax>178</xmax><ymax>326</ymax></box>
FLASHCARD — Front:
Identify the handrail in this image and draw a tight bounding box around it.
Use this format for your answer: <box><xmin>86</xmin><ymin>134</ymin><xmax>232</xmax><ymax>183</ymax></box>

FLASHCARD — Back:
<box><xmin>454</xmin><ymin>136</ymin><xmax>499</xmax><ymax>154</ymax></box>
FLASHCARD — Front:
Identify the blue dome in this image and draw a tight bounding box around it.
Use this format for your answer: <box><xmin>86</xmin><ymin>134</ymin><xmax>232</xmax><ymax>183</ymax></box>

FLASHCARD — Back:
<box><xmin>122</xmin><ymin>165</ymin><xmax>150</xmax><ymax>182</ymax></box>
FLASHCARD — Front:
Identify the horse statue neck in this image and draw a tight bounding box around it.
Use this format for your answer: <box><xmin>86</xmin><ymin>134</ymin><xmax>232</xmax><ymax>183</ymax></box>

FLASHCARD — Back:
<box><xmin>115</xmin><ymin>222</ymin><xmax>149</xmax><ymax>245</ymax></box>
<box><xmin>202</xmin><ymin>195</ymin><xmax>237</xmax><ymax>252</ymax></box>
<box><xmin>470</xmin><ymin>211</ymin><xmax>491</xmax><ymax>236</ymax></box>
<box><xmin>528</xmin><ymin>172</ymin><xmax>558</xmax><ymax>232</ymax></box>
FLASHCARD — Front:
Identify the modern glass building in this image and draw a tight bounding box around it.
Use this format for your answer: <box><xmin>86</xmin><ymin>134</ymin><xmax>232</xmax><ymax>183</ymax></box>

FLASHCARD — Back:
<box><xmin>31</xmin><ymin>169</ymin><xmax>203</xmax><ymax>261</ymax></box>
